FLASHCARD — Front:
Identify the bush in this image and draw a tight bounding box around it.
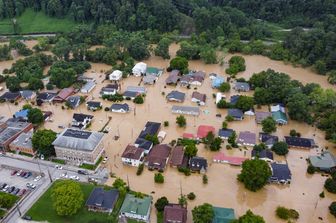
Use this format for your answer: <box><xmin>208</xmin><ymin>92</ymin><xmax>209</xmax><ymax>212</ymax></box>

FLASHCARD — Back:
<box><xmin>203</xmin><ymin>175</ymin><xmax>208</xmax><ymax>184</ymax></box>
<box><xmin>154</xmin><ymin>173</ymin><xmax>164</xmax><ymax>183</ymax></box>
<box><xmin>155</xmin><ymin>197</ymin><xmax>169</xmax><ymax>212</ymax></box>
<box><xmin>136</xmin><ymin>163</ymin><xmax>144</xmax><ymax>176</ymax></box>
<box><xmin>178</xmin><ymin>167</ymin><xmax>191</xmax><ymax>176</ymax></box>
<box><xmin>133</xmin><ymin>95</ymin><xmax>144</xmax><ymax>104</ymax></box>
<box><xmin>271</xmin><ymin>142</ymin><xmax>289</xmax><ymax>156</ymax></box>
<box><xmin>319</xmin><ymin>191</ymin><xmax>325</xmax><ymax>198</ymax></box>
<box><xmin>104</xmin><ymin>107</ymin><xmax>110</xmax><ymax>111</ymax></box>
<box><xmin>324</xmin><ymin>178</ymin><xmax>336</xmax><ymax>193</ymax></box>
<box><xmin>276</xmin><ymin>206</ymin><xmax>299</xmax><ymax>220</ymax></box>
<box><xmin>187</xmin><ymin>192</ymin><xmax>196</xmax><ymax>200</ymax></box>
<box><xmin>307</xmin><ymin>165</ymin><xmax>316</xmax><ymax>174</ymax></box>
<box><xmin>176</xmin><ymin>115</ymin><xmax>186</xmax><ymax>127</ymax></box>
<box><xmin>225</xmin><ymin>115</ymin><xmax>234</xmax><ymax>122</ymax></box>
<box><xmin>164</xmin><ymin>121</ymin><xmax>169</xmax><ymax>127</ymax></box>
<box><xmin>329</xmin><ymin>202</ymin><xmax>336</xmax><ymax>217</ymax></box>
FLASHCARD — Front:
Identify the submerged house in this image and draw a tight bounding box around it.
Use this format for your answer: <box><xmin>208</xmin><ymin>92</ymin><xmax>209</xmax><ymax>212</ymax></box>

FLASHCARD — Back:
<box><xmin>166</xmin><ymin>91</ymin><xmax>185</xmax><ymax>103</ymax></box>
<box><xmin>121</xmin><ymin>145</ymin><xmax>145</xmax><ymax>167</ymax></box>
<box><xmin>269</xmin><ymin>163</ymin><xmax>291</xmax><ymax>184</ymax></box>
<box><xmin>228</xmin><ymin>109</ymin><xmax>244</xmax><ymax>121</ymax></box>
<box><xmin>189</xmin><ymin>156</ymin><xmax>208</xmax><ymax>173</ymax></box>
<box><xmin>309</xmin><ymin>152</ymin><xmax>336</xmax><ymax>172</ymax></box>
<box><xmin>166</xmin><ymin>70</ymin><xmax>180</xmax><ymax>85</ymax></box>
<box><xmin>72</xmin><ymin>113</ymin><xmax>93</xmax><ymax>130</ymax></box>
<box><xmin>212</xmin><ymin>76</ymin><xmax>225</xmax><ymax>88</ymax></box>
<box><xmin>237</xmin><ymin>131</ymin><xmax>256</xmax><ymax>147</ymax></box>
<box><xmin>146</xmin><ymin>67</ymin><xmax>163</xmax><ymax>77</ymax></box>
<box><xmin>85</xmin><ymin>187</ymin><xmax>119</xmax><ymax>213</ymax></box>
<box><xmin>110</xmin><ymin>103</ymin><xmax>130</xmax><ymax>113</ymax></box>
<box><xmin>284</xmin><ymin>136</ymin><xmax>315</xmax><ymax>149</ymax></box>
<box><xmin>109</xmin><ymin>70</ymin><xmax>123</xmax><ymax>81</ymax></box>
<box><xmin>259</xmin><ymin>133</ymin><xmax>279</xmax><ymax>148</ymax></box>
<box><xmin>234</xmin><ymin>82</ymin><xmax>250</xmax><ymax>92</ymax></box>
<box><xmin>53</xmin><ymin>87</ymin><xmax>74</xmax><ymax>103</ymax></box>
<box><xmin>132</xmin><ymin>62</ymin><xmax>147</xmax><ymax>77</ymax></box>
<box><xmin>146</xmin><ymin>144</ymin><xmax>172</xmax><ymax>171</ymax></box>
<box><xmin>172</xmin><ymin>105</ymin><xmax>200</xmax><ymax>116</ymax></box>
<box><xmin>191</xmin><ymin>92</ymin><xmax>206</xmax><ymax>106</ymax></box>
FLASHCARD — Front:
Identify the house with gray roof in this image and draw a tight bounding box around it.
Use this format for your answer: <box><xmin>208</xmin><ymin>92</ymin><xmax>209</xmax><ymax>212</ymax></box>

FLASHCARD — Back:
<box><xmin>20</xmin><ymin>90</ymin><xmax>36</xmax><ymax>100</ymax></box>
<box><xmin>172</xmin><ymin>105</ymin><xmax>200</xmax><ymax>116</ymax></box>
<box><xmin>269</xmin><ymin>163</ymin><xmax>291</xmax><ymax>184</ymax></box>
<box><xmin>309</xmin><ymin>152</ymin><xmax>336</xmax><ymax>172</ymax></box>
<box><xmin>237</xmin><ymin>131</ymin><xmax>256</xmax><ymax>147</ymax></box>
<box><xmin>119</xmin><ymin>194</ymin><xmax>152</xmax><ymax>222</ymax></box>
<box><xmin>126</xmin><ymin>86</ymin><xmax>147</xmax><ymax>94</ymax></box>
<box><xmin>72</xmin><ymin>113</ymin><xmax>93</xmax><ymax>130</ymax></box>
<box><xmin>52</xmin><ymin>128</ymin><xmax>105</xmax><ymax>166</ymax></box>
<box><xmin>166</xmin><ymin>91</ymin><xmax>185</xmax><ymax>103</ymax></box>
<box><xmin>123</xmin><ymin>91</ymin><xmax>140</xmax><ymax>100</ymax></box>
<box><xmin>218</xmin><ymin>129</ymin><xmax>234</xmax><ymax>140</ymax></box>
<box><xmin>143</xmin><ymin>74</ymin><xmax>158</xmax><ymax>85</ymax></box>
<box><xmin>66</xmin><ymin>95</ymin><xmax>81</xmax><ymax>109</ymax></box>
<box><xmin>86</xmin><ymin>187</ymin><xmax>119</xmax><ymax>213</ymax></box>
<box><xmin>81</xmin><ymin>81</ymin><xmax>96</xmax><ymax>94</ymax></box>
<box><xmin>234</xmin><ymin>82</ymin><xmax>250</xmax><ymax>92</ymax></box>
<box><xmin>110</xmin><ymin>103</ymin><xmax>130</xmax><ymax>113</ymax></box>
<box><xmin>259</xmin><ymin>133</ymin><xmax>279</xmax><ymax>148</ymax></box>
<box><xmin>255</xmin><ymin>111</ymin><xmax>272</xmax><ymax>124</ymax></box>
<box><xmin>228</xmin><ymin>109</ymin><xmax>244</xmax><ymax>120</ymax></box>
<box><xmin>9</xmin><ymin>131</ymin><xmax>34</xmax><ymax>155</ymax></box>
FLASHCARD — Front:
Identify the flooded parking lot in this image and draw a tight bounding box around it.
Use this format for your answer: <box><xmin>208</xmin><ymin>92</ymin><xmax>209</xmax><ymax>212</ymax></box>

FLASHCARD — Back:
<box><xmin>0</xmin><ymin>41</ymin><xmax>335</xmax><ymax>222</ymax></box>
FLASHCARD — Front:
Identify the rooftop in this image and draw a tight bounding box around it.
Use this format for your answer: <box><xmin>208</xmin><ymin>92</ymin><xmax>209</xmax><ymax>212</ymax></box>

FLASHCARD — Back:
<box><xmin>164</xmin><ymin>204</ymin><xmax>187</xmax><ymax>223</ymax></box>
<box><xmin>52</xmin><ymin>128</ymin><xmax>104</xmax><ymax>151</ymax></box>
<box><xmin>309</xmin><ymin>152</ymin><xmax>336</xmax><ymax>170</ymax></box>
<box><xmin>119</xmin><ymin>194</ymin><xmax>152</xmax><ymax>216</ymax></box>
<box><xmin>197</xmin><ymin>125</ymin><xmax>215</xmax><ymax>138</ymax></box>
<box><xmin>284</xmin><ymin>136</ymin><xmax>315</xmax><ymax>148</ymax></box>
<box><xmin>9</xmin><ymin>131</ymin><xmax>33</xmax><ymax>149</ymax></box>
<box><xmin>122</xmin><ymin>145</ymin><xmax>145</xmax><ymax>160</ymax></box>
<box><xmin>86</xmin><ymin>187</ymin><xmax>119</xmax><ymax>210</ymax></box>
<box><xmin>212</xmin><ymin>206</ymin><xmax>236</xmax><ymax>223</ymax></box>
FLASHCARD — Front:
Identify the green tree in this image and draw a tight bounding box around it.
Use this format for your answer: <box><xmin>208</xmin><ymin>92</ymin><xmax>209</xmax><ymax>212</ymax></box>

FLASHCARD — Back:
<box><xmin>287</xmin><ymin>92</ymin><xmax>312</xmax><ymax>123</ymax></box>
<box><xmin>0</xmin><ymin>193</ymin><xmax>18</xmax><ymax>209</ymax></box>
<box><xmin>222</xmin><ymin>121</ymin><xmax>228</xmax><ymax>129</ymax></box>
<box><xmin>327</xmin><ymin>70</ymin><xmax>336</xmax><ymax>85</ymax></box>
<box><xmin>210</xmin><ymin>137</ymin><xmax>222</xmax><ymax>151</ymax></box>
<box><xmin>226</xmin><ymin>56</ymin><xmax>246</xmax><ymax>76</ymax></box>
<box><xmin>52</xmin><ymin>37</ymin><xmax>71</xmax><ymax>60</ymax></box>
<box><xmin>276</xmin><ymin>206</ymin><xmax>299</xmax><ymax>220</ymax></box>
<box><xmin>155</xmin><ymin>37</ymin><xmax>171</xmax><ymax>59</ymax></box>
<box><xmin>112</xmin><ymin>178</ymin><xmax>127</xmax><ymax>190</ymax></box>
<box><xmin>127</xmin><ymin>34</ymin><xmax>150</xmax><ymax>60</ymax></box>
<box><xmin>200</xmin><ymin>46</ymin><xmax>217</xmax><ymax>64</ymax></box>
<box><xmin>176</xmin><ymin>115</ymin><xmax>186</xmax><ymax>127</ymax></box>
<box><xmin>5</xmin><ymin>76</ymin><xmax>21</xmax><ymax>92</ymax></box>
<box><xmin>271</xmin><ymin>142</ymin><xmax>289</xmax><ymax>156</ymax></box>
<box><xmin>154</xmin><ymin>173</ymin><xmax>164</xmax><ymax>183</ymax></box>
<box><xmin>218</xmin><ymin>82</ymin><xmax>230</xmax><ymax>92</ymax></box>
<box><xmin>228</xmin><ymin>131</ymin><xmax>237</xmax><ymax>146</ymax></box>
<box><xmin>133</xmin><ymin>95</ymin><xmax>144</xmax><ymax>104</ymax></box>
<box><xmin>324</xmin><ymin>178</ymin><xmax>336</xmax><ymax>194</ymax></box>
<box><xmin>238</xmin><ymin>159</ymin><xmax>272</xmax><ymax>191</ymax></box>
<box><xmin>176</xmin><ymin>41</ymin><xmax>199</xmax><ymax>60</ymax></box>
<box><xmin>232</xmin><ymin>210</ymin><xmax>265</xmax><ymax>223</ymax></box>
<box><xmin>32</xmin><ymin>129</ymin><xmax>57</xmax><ymax>157</ymax></box>
<box><xmin>185</xmin><ymin>143</ymin><xmax>198</xmax><ymax>157</ymax></box>
<box><xmin>178</xmin><ymin>194</ymin><xmax>187</xmax><ymax>207</ymax></box>
<box><xmin>261</xmin><ymin>117</ymin><xmax>277</xmax><ymax>133</ymax></box>
<box><xmin>51</xmin><ymin>180</ymin><xmax>84</xmax><ymax>216</ymax></box>
<box><xmin>155</xmin><ymin>196</ymin><xmax>169</xmax><ymax>212</ymax></box>
<box><xmin>192</xmin><ymin>203</ymin><xmax>214</xmax><ymax>223</ymax></box>
<box><xmin>187</xmin><ymin>192</ymin><xmax>196</xmax><ymax>200</ymax></box>
<box><xmin>27</xmin><ymin>108</ymin><xmax>44</xmax><ymax>125</ymax></box>
<box><xmin>169</xmin><ymin>57</ymin><xmax>189</xmax><ymax>74</ymax></box>
<box><xmin>28</xmin><ymin>77</ymin><xmax>44</xmax><ymax>90</ymax></box>
<box><xmin>330</xmin><ymin>202</ymin><xmax>336</xmax><ymax>218</ymax></box>
<box><xmin>145</xmin><ymin>134</ymin><xmax>159</xmax><ymax>145</ymax></box>
<box><xmin>235</xmin><ymin>96</ymin><xmax>254</xmax><ymax>112</ymax></box>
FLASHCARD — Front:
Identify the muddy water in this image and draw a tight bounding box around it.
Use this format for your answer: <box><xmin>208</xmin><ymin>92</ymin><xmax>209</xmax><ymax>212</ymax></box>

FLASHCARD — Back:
<box><xmin>0</xmin><ymin>41</ymin><xmax>336</xmax><ymax>223</ymax></box>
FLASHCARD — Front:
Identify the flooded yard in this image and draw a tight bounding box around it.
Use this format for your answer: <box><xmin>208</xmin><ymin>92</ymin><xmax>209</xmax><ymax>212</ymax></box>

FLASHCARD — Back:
<box><xmin>0</xmin><ymin>41</ymin><xmax>335</xmax><ymax>222</ymax></box>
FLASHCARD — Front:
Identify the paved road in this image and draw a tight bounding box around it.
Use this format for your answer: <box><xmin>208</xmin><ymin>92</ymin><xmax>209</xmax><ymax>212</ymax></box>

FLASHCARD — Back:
<box><xmin>0</xmin><ymin>155</ymin><xmax>107</xmax><ymax>223</ymax></box>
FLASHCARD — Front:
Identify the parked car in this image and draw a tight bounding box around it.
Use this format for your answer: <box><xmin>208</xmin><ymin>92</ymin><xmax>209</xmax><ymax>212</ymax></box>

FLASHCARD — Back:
<box><xmin>60</xmin><ymin>173</ymin><xmax>68</xmax><ymax>178</ymax></box>
<box><xmin>26</xmin><ymin>183</ymin><xmax>36</xmax><ymax>189</ymax></box>
<box><xmin>7</xmin><ymin>186</ymin><xmax>15</xmax><ymax>193</ymax></box>
<box><xmin>12</xmin><ymin>188</ymin><xmax>20</xmax><ymax>195</ymax></box>
<box><xmin>2</xmin><ymin>185</ymin><xmax>9</xmax><ymax>192</ymax></box>
<box><xmin>22</xmin><ymin>215</ymin><xmax>32</xmax><ymax>221</ymax></box>
<box><xmin>70</xmin><ymin>176</ymin><xmax>79</xmax><ymax>181</ymax></box>
<box><xmin>18</xmin><ymin>189</ymin><xmax>26</xmax><ymax>196</ymax></box>
<box><xmin>11</xmin><ymin>170</ymin><xmax>18</xmax><ymax>176</ymax></box>
<box><xmin>102</xmin><ymin>157</ymin><xmax>108</xmax><ymax>164</ymax></box>
<box><xmin>33</xmin><ymin>175</ymin><xmax>42</xmax><ymax>182</ymax></box>
<box><xmin>0</xmin><ymin>183</ymin><xmax>7</xmax><ymax>189</ymax></box>
<box><xmin>16</xmin><ymin>170</ymin><xmax>23</xmax><ymax>176</ymax></box>
<box><xmin>55</xmin><ymin>165</ymin><xmax>63</xmax><ymax>170</ymax></box>
<box><xmin>78</xmin><ymin>170</ymin><xmax>88</xmax><ymax>175</ymax></box>
<box><xmin>24</xmin><ymin>172</ymin><xmax>32</xmax><ymax>179</ymax></box>
<box><xmin>88</xmin><ymin>177</ymin><xmax>98</xmax><ymax>183</ymax></box>
<box><xmin>20</xmin><ymin>171</ymin><xmax>27</xmax><ymax>177</ymax></box>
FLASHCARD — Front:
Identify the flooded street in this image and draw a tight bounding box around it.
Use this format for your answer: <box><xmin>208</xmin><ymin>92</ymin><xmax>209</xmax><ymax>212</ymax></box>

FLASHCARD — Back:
<box><xmin>0</xmin><ymin>41</ymin><xmax>335</xmax><ymax>222</ymax></box>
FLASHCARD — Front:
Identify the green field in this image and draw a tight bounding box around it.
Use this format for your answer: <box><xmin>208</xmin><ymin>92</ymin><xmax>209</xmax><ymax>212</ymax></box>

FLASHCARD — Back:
<box><xmin>0</xmin><ymin>9</ymin><xmax>77</xmax><ymax>34</ymax></box>
<box><xmin>27</xmin><ymin>181</ymin><xmax>124</xmax><ymax>223</ymax></box>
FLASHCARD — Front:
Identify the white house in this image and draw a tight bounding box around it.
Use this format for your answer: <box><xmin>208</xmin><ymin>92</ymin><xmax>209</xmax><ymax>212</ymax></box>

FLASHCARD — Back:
<box><xmin>109</xmin><ymin>70</ymin><xmax>123</xmax><ymax>81</ymax></box>
<box><xmin>100</xmin><ymin>84</ymin><xmax>119</xmax><ymax>96</ymax></box>
<box><xmin>216</xmin><ymin>93</ymin><xmax>225</xmax><ymax>104</ymax></box>
<box><xmin>271</xmin><ymin>104</ymin><xmax>285</xmax><ymax>113</ymax></box>
<box><xmin>121</xmin><ymin>145</ymin><xmax>145</xmax><ymax>167</ymax></box>
<box><xmin>132</xmin><ymin>62</ymin><xmax>147</xmax><ymax>77</ymax></box>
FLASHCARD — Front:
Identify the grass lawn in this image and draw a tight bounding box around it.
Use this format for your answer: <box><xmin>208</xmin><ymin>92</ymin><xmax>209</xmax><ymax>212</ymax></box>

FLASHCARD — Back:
<box><xmin>26</xmin><ymin>181</ymin><xmax>124</xmax><ymax>223</ymax></box>
<box><xmin>0</xmin><ymin>9</ymin><xmax>77</xmax><ymax>34</ymax></box>
<box><xmin>51</xmin><ymin>158</ymin><xmax>66</xmax><ymax>165</ymax></box>
<box><xmin>79</xmin><ymin>156</ymin><xmax>103</xmax><ymax>171</ymax></box>
<box><xmin>0</xmin><ymin>192</ymin><xmax>19</xmax><ymax>219</ymax></box>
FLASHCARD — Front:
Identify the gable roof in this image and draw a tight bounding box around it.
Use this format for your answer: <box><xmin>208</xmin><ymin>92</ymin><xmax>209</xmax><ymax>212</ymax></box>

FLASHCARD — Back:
<box><xmin>73</xmin><ymin>113</ymin><xmax>93</xmax><ymax>123</ymax></box>
<box><xmin>119</xmin><ymin>194</ymin><xmax>152</xmax><ymax>216</ymax></box>
<box><xmin>272</xmin><ymin>110</ymin><xmax>287</xmax><ymax>122</ymax></box>
<box><xmin>212</xmin><ymin>207</ymin><xmax>236</xmax><ymax>223</ymax></box>
<box><xmin>190</xmin><ymin>156</ymin><xmax>208</xmax><ymax>171</ymax></box>
<box><xmin>218</xmin><ymin>129</ymin><xmax>234</xmax><ymax>138</ymax></box>
<box><xmin>67</xmin><ymin>95</ymin><xmax>81</xmax><ymax>108</ymax></box>
<box><xmin>259</xmin><ymin>133</ymin><xmax>279</xmax><ymax>146</ymax></box>
<box><xmin>166</xmin><ymin>71</ymin><xmax>179</xmax><ymax>84</ymax></box>
<box><xmin>37</xmin><ymin>92</ymin><xmax>57</xmax><ymax>101</ymax></box>
<box><xmin>284</xmin><ymin>136</ymin><xmax>315</xmax><ymax>148</ymax></box>
<box><xmin>81</xmin><ymin>81</ymin><xmax>96</xmax><ymax>92</ymax></box>
<box><xmin>164</xmin><ymin>204</ymin><xmax>187</xmax><ymax>223</ymax></box>
<box><xmin>143</xmin><ymin>74</ymin><xmax>157</xmax><ymax>84</ymax></box>
<box><xmin>234</xmin><ymin>82</ymin><xmax>250</xmax><ymax>91</ymax></box>
<box><xmin>86</xmin><ymin>187</ymin><xmax>119</xmax><ymax>210</ymax></box>
<box><xmin>86</xmin><ymin>101</ymin><xmax>102</xmax><ymax>108</ymax></box>
<box><xmin>228</xmin><ymin>109</ymin><xmax>244</xmax><ymax>119</ymax></box>
<box><xmin>255</xmin><ymin>111</ymin><xmax>272</xmax><ymax>123</ymax></box>
<box><xmin>54</xmin><ymin>87</ymin><xmax>74</xmax><ymax>101</ymax></box>
<box><xmin>212</xmin><ymin>76</ymin><xmax>225</xmax><ymax>88</ymax></box>
<box><xmin>166</xmin><ymin>91</ymin><xmax>185</xmax><ymax>102</ymax></box>
<box><xmin>170</xmin><ymin>146</ymin><xmax>185</xmax><ymax>166</ymax></box>
<box><xmin>197</xmin><ymin>125</ymin><xmax>215</xmax><ymax>138</ymax></box>
<box><xmin>123</xmin><ymin>91</ymin><xmax>140</xmax><ymax>98</ymax></box>
<box><xmin>0</xmin><ymin>91</ymin><xmax>21</xmax><ymax>101</ymax></box>
<box><xmin>14</xmin><ymin>109</ymin><xmax>29</xmax><ymax>119</ymax></box>
<box><xmin>134</xmin><ymin>138</ymin><xmax>153</xmax><ymax>151</ymax></box>
<box><xmin>146</xmin><ymin>144</ymin><xmax>172</xmax><ymax>169</ymax></box>
<box><xmin>20</xmin><ymin>90</ymin><xmax>35</xmax><ymax>99</ymax></box>
<box><xmin>138</xmin><ymin>122</ymin><xmax>161</xmax><ymax>139</ymax></box>
<box><xmin>270</xmin><ymin>163</ymin><xmax>291</xmax><ymax>181</ymax></box>
<box><xmin>122</xmin><ymin>145</ymin><xmax>145</xmax><ymax>160</ymax></box>
<box><xmin>238</xmin><ymin>131</ymin><xmax>256</xmax><ymax>145</ymax></box>
<box><xmin>213</xmin><ymin>152</ymin><xmax>247</xmax><ymax>166</ymax></box>
<box><xmin>230</xmin><ymin>95</ymin><xmax>240</xmax><ymax>105</ymax></box>
<box><xmin>192</xmin><ymin>91</ymin><xmax>206</xmax><ymax>102</ymax></box>
<box><xmin>126</xmin><ymin>86</ymin><xmax>146</xmax><ymax>94</ymax></box>
<box><xmin>251</xmin><ymin>149</ymin><xmax>273</xmax><ymax>160</ymax></box>
<box><xmin>110</xmin><ymin>103</ymin><xmax>130</xmax><ymax>111</ymax></box>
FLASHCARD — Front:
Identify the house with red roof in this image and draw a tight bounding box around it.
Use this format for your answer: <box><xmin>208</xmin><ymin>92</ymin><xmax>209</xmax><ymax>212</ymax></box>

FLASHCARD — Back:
<box><xmin>53</xmin><ymin>87</ymin><xmax>74</xmax><ymax>103</ymax></box>
<box><xmin>182</xmin><ymin>133</ymin><xmax>194</xmax><ymax>139</ymax></box>
<box><xmin>197</xmin><ymin>125</ymin><xmax>215</xmax><ymax>139</ymax></box>
<box><xmin>213</xmin><ymin>152</ymin><xmax>247</xmax><ymax>166</ymax></box>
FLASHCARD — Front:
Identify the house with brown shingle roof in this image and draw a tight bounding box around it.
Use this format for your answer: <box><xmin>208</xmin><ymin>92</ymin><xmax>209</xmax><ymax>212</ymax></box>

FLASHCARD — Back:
<box><xmin>146</xmin><ymin>144</ymin><xmax>172</xmax><ymax>171</ymax></box>
<box><xmin>53</xmin><ymin>87</ymin><xmax>74</xmax><ymax>103</ymax></box>
<box><xmin>164</xmin><ymin>204</ymin><xmax>187</xmax><ymax>223</ymax></box>
<box><xmin>191</xmin><ymin>92</ymin><xmax>206</xmax><ymax>106</ymax></box>
<box><xmin>121</xmin><ymin>145</ymin><xmax>145</xmax><ymax>167</ymax></box>
<box><xmin>170</xmin><ymin>146</ymin><xmax>187</xmax><ymax>168</ymax></box>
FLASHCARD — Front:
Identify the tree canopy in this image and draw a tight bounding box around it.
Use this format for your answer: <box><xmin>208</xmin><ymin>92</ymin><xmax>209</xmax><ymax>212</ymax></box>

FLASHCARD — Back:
<box><xmin>51</xmin><ymin>180</ymin><xmax>84</xmax><ymax>216</ymax></box>
<box><xmin>238</xmin><ymin>159</ymin><xmax>272</xmax><ymax>191</ymax></box>
<box><xmin>261</xmin><ymin>117</ymin><xmax>277</xmax><ymax>134</ymax></box>
<box><xmin>232</xmin><ymin>210</ymin><xmax>265</xmax><ymax>223</ymax></box>
<box><xmin>32</xmin><ymin>129</ymin><xmax>57</xmax><ymax>157</ymax></box>
<box><xmin>192</xmin><ymin>203</ymin><xmax>214</xmax><ymax>223</ymax></box>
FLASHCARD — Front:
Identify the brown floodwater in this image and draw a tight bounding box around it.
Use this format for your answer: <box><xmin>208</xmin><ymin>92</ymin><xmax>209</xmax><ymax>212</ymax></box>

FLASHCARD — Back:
<box><xmin>0</xmin><ymin>41</ymin><xmax>336</xmax><ymax>223</ymax></box>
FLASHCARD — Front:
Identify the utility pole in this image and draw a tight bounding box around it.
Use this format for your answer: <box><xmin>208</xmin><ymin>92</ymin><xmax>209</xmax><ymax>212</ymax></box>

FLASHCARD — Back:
<box><xmin>47</xmin><ymin>168</ymin><xmax>53</xmax><ymax>182</ymax></box>
<box><xmin>127</xmin><ymin>174</ymin><xmax>130</xmax><ymax>189</ymax></box>
<box><xmin>36</xmin><ymin>158</ymin><xmax>42</xmax><ymax>175</ymax></box>
<box><xmin>15</xmin><ymin>202</ymin><xmax>22</xmax><ymax>216</ymax></box>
